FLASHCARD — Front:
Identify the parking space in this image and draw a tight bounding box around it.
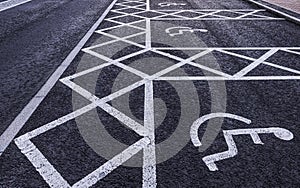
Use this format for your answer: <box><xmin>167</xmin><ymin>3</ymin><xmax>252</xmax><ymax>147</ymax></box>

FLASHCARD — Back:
<box><xmin>0</xmin><ymin>0</ymin><xmax>299</xmax><ymax>187</ymax></box>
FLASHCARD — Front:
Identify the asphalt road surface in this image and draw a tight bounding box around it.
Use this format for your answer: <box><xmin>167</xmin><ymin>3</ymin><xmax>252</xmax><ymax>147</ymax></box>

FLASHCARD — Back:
<box><xmin>0</xmin><ymin>0</ymin><xmax>300</xmax><ymax>187</ymax></box>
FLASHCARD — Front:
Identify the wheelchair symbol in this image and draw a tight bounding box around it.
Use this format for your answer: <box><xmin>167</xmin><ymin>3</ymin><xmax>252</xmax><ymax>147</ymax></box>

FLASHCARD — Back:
<box><xmin>165</xmin><ymin>27</ymin><xmax>208</xmax><ymax>37</ymax></box>
<box><xmin>190</xmin><ymin>113</ymin><xmax>294</xmax><ymax>171</ymax></box>
<box><xmin>158</xmin><ymin>2</ymin><xmax>186</xmax><ymax>7</ymax></box>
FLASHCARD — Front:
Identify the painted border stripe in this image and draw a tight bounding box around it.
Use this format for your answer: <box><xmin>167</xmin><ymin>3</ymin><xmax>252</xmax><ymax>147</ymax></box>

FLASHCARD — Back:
<box><xmin>0</xmin><ymin>0</ymin><xmax>31</xmax><ymax>12</ymax></box>
<box><xmin>0</xmin><ymin>0</ymin><xmax>118</xmax><ymax>156</ymax></box>
<box><xmin>244</xmin><ymin>0</ymin><xmax>300</xmax><ymax>24</ymax></box>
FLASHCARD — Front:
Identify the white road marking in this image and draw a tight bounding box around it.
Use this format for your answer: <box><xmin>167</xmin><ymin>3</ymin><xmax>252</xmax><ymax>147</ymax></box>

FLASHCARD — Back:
<box><xmin>0</xmin><ymin>0</ymin><xmax>118</xmax><ymax>156</ymax></box>
<box><xmin>143</xmin><ymin>81</ymin><xmax>156</xmax><ymax>188</ymax></box>
<box><xmin>190</xmin><ymin>113</ymin><xmax>252</xmax><ymax>147</ymax></box>
<box><xmin>146</xmin><ymin>0</ymin><xmax>150</xmax><ymax>11</ymax></box>
<box><xmin>73</xmin><ymin>138</ymin><xmax>150</xmax><ymax>188</ymax></box>
<box><xmin>217</xmin><ymin>49</ymin><xmax>300</xmax><ymax>75</ymax></box>
<box><xmin>158</xmin><ymin>2</ymin><xmax>186</xmax><ymax>8</ymax></box>
<box><xmin>154</xmin><ymin>9</ymin><xmax>266</xmax><ymax>11</ymax></box>
<box><xmin>156</xmin><ymin>76</ymin><xmax>300</xmax><ymax>81</ymax></box>
<box><xmin>13</xmin><ymin>49</ymin><xmax>214</xmax><ymax>187</ymax></box>
<box><xmin>282</xmin><ymin>49</ymin><xmax>300</xmax><ymax>56</ymax></box>
<box><xmin>154</xmin><ymin>18</ymin><xmax>284</xmax><ymax>20</ymax></box>
<box><xmin>83</xmin><ymin>32</ymin><xmax>146</xmax><ymax>51</ymax></box>
<box><xmin>233</xmin><ymin>48</ymin><xmax>279</xmax><ymax>78</ymax></box>
<box><xmin>165</xmin><ymin>27</ymin><xmax>208</xmax><ymax>37</ymax></box>
<box><xmin>109</xmin><ymin>6</ymin><xmax>284</xmax><ymax>20</ymax></box>
<box><xmin>235</xmin><ymin>10</ymin><xmax>262</xmax><ymax>19</ymax></box>
<box><xmin>7</xmin><ymin>0</ymin><xmax>300</xmax><ymax>187</ymax></box>
<box><xmin>190</xmin><ymin>113</ymin><xmax>294</xmax><ymax>171</ymax></box>
<box><xmin>152</xmin><ymin>49</ymin><xmax>233</xmax><ymax>78</ymax></box>
<box><xmin>15</xmin><ymin>103</ymin><xmax>99</xmax><ymax>141</ymax></box>
<box><xmin>99</xmin><ymin>102</ymin><xmax>149</xmax><ymax>136</ymax></box>
<box><xmin>95</xmin><ymin>30</ymin><xmax>146</xmax><ymax>48</ymax></box>
<box><xmin>146</xmin><ymin>19</ymin><xmax>151</xmax><ymax>49</ymax></box>
<box><xmin>81</xmin><ymin>48</ymin><xmax>150</xmax><ymax>77</ymax></box>
<box><xmin>154</xmin><ymin>47</ymin><xmax>300</xmax><ymax>50</ymax></box>
<box><xmin>0</xmin><ymin>0</ymin><xmax>31</xmax><ymax>12</ymax></box>
<box><xmin>14</xmin><ymin>139</ymin><xmax>71</xmax><ymax>187</ymax></box>
<box><xmin>245</xmin><ymin>0</ymin><xmax>300</xmax><ymax>24</ymax></box>
<box><xmin>203</xmin><ymin>127</ymin><xmax>294</xmax><ymax>171</ymax></box>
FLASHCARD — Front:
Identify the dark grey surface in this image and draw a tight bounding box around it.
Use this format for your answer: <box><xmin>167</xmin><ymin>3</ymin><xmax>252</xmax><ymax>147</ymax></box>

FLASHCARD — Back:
<box><xmin>0</xmin><ymin>0</ymin><xmax>300</xmax><ymax>187</ymax></box>
<box><xmin>0</xmin><ymin>0</ymin><xmax>113</xmax><ymax>135</ymax></box>
<box><xmin>150</xmin><ymin>0</ymin><xmax>261</xmax><ymax>9</ymax></box>
<box><xmin>151</xmin><ymin>20</ymin><xmax>300</xmax><ymax>47</ymax></box>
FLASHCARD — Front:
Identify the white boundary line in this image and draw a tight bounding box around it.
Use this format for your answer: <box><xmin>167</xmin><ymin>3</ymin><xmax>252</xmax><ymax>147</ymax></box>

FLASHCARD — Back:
<box><xmin>9</xmin><ymin>0</ymin><xmax>300</xmax><ymax>186</ymax></box>
<box><xmin>156</xmin><ymin>76</ymin><xmax>300</xmax><ymax>81</ymax></box>
<box><xmin>73</xmin><ymin>138</ymin><xmax>149</xmax><ymax>188</ymax></box>
<box><xmin>143</xmin><ymin>80</ymin><xmax>156</xmax><ymax>188</ymax></box>
<box><xmin>153</xmin><ymin>9</ymin><xmax>266</xmax><ymax>11</ymax></box>
<box><xmin>14</xmin><ymin>139</ymin><xmax>71</xmax><ymax>187</ymax></box>
<box><xmin>233</xmin><ymin>48</ymin><xmax>278</xmax><ymax>77</ymax></box>
<box><xmin>154</xmin><ymin>47</ymin><xmax>300</xmax><ymax>50</ymax></box>
<box><xmin>0</xmin><ymin>0</ymin><xmax>31</xmax><ymax>12</ymax></box>
<box><xmin>244</xmin><ymin>0</ymin><xmax>300</xmax><ymax>24</ymax></box>
<box><xmin>0</xmin><ymin>0</ymin><xmax>118</xmax><ymax>156</ymax></box>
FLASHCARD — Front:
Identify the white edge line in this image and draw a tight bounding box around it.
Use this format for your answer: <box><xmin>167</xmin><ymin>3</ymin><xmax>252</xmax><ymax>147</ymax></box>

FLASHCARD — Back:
<box><xmin>0</xmin><ymin>0</ymin><xmax>118</xmax><ymax>156</ymax></box>
<box><xmin>260</xmin><ymin>0</ymin><xmax>300</xmax><ymax>17</ymax></box>
<box><xmin>73</xmin><ymin>138</ymin><xmax>149</xmax><ymax>188</ymax></box>
<box><xmin>155</xmin><ymin>76</ymin><xmax>300</xmax><ymax>81</ymax></box>
<box><xmin>0</xmin><ymin>0</ymin><xmax>31</xmax><ymax>12</ymax></box>
<box><xmin>14</xmin><ymin>139</ymin><xmax>71</xmax><ymax>187</ymax></box>
<box><xmin>244</xmin><ymin>0</ymin><xmax>300</xmax><ymax>24</ymax></box>
<box><xmin>143</xmin><ymin>80</ymin><xmax>156</xmax><ymax>188</ymax></box>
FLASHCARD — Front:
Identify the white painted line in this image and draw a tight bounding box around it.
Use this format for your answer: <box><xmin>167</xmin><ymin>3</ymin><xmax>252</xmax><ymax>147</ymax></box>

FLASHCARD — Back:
<box><xmin>84</xmin><ymin>32</ymin><xmax>145</xmax><ymax>50</ymax></box>
<box><xmin>109</xmin><ymin>9</ymin><xmax>147</xmax><ymax>20</ymax></box>
<box><xmin>146</xmin><ymin>0</ymin><xmax>150</xmax><ymax>11</ymax></box>
<box><xmin>190</xmin><ymin>113</ymin><xmax>251</xmax><ymax>147</ymax></box>
<box><xmin>143</xmin><ymin>81</ymin><xmax>157</xmax><ymax>188</ymax></box>
<box><xmin>217</xmin><ymin>49</ymin><xmax>300</xmax><ymax>75</ymax></box>
<box><xmin>154</xmin><ymin>47</ymin><xmax>300</xmax><ymax>50</ymax></box>
<box><xmin>244</xmin><ymin>0</ymin><xmax>300</xmax><ymax>24</ymax></box>
<box><xmin>233</xmin><ymin>48</ymin><xmax>278</xmax><ymax>78</ymax></box>
<box><xmin>235</xmin><ymin>10</ymin><xmax>262</xmax><ymax>18</ymax></box>
<box><xmin>60</xmin><ymin>62</ymin><xmax>113</xmax><ymax>81</ymax></box>
<box><xmin>0</xmin><ymin>0</ymin><xmax>31</xmax><ymax>12</ymax></box>
<box><xmin>111</xmin><ymin>6</ymin><xmax>282</xmax><ymax>21</ymax></box>
<box><xmin>98</xmin><ymin>102</ymin><xmax>149</xmax><ymax>136</ymax></box>
<box><xmin>155</xmin><ymin>76</ymin><xmax>300</xmax><ymax>81</ymax></box>
<box><xmin>146</xmin><ymin>19</ymin><xmax>151</xmax><ymax>49</ymax></box>
<box><xmin>202</xmin><ymin>127</ymin><xmax>294</xmax><ymax>171</ymax></box>
<box><xmin>14</xmin><ymin>139</ymin><xmax>71</xmax><ymax>187</ymax></box>
<box><xmin>188</xmin><ymin>61</ymin><xmax>233</xmax><ymax>78</ymax></box>
<box><xmin>10</xmin><ymin>0</ymin><xmax>300</xmax><ymax>184</ymax></box>
<box><xmin>282</xmin><ymin>49</ymin><xmax>300</xmax><ymax>56</ymax></box>
<box><xmin>149</xmin><ymin>49</ymin><xmax>215</xmax><ymax>79</ymax></box>
<box><xmin>98</xmin><ymin>20</ymin><xmax>146</xmax><ymax>32</ymax></box>
<box><xmin>72</xmin><ymin>138</ymin><xmax>149</xmax><ymax>188</ymax></box>
<box><xmin>60</xmin><ymin>79</ymin><xmax>101</xmax><ymax>102</ymax></box>
<box><xmin>189</xmin><ymin>113</ymin><xmax>293</xmax><ymax>172</ymax></box>
<box><xmin>95</xmin><ymin>30</ymin><xmax>146</xmax><ymax>48</ymax></box>
<box><xmin>152</xmin><ymin>49</ymin><xmax>232</xmax><ymax>78</ymax></box>
<box><xmin>15</xmin><ymin>103</ymin><xmax>98</xmax><ymax>141</ymax></box>
<box><xmin>154</xmin><ymin>18</ymin><xmax>284</xmax><ymax>20</ymax></box>
<box><xmin>0</xmin><ymin>0</ymin><xmax>118</xmax><ymax>156</ymax></box>
<box><xmin>105</xmin><ymin>17</ymin><xmax>146</xmax><ymax>30</ymax></box>
<box><xmin>81</xmin><ymin>48</ymin><xmax>149</xmax><ymax>77</ymax></box>
<box><xmin>153</xmin><ymin>9</ymin><xmax>266</xmax><ymax>11</ymax></box>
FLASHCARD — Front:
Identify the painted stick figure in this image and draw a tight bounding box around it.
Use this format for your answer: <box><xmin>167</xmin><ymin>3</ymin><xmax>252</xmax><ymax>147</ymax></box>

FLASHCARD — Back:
<box><xmin>190</xmin><ymin>113</ymin><xmax>294</xmax><ymax>171</ymax></box>
<box><xmin>158</xmin><ymin>2</ymin><xmax>186</xmax><ymax>7</ymax></box>
<box><xmin>165</xmin><ymin>27</ymin><xmax>208</xmax><ymax>37</ymax></box>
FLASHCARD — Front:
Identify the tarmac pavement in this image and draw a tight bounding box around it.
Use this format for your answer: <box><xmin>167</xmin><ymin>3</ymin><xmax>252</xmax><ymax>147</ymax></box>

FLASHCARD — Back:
<box><xmin>0</xmin><ymin>0</ymin><xmax>299</xmax><ymax>187</ymax></box>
